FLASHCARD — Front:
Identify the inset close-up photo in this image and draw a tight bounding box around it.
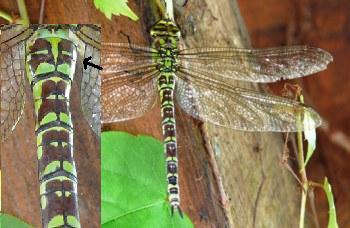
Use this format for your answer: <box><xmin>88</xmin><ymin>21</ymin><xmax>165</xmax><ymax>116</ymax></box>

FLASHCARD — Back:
<box><xmin>1</xmin><ymin>24</ymin><xmax>101</xmax><ymax>228</ymax></box>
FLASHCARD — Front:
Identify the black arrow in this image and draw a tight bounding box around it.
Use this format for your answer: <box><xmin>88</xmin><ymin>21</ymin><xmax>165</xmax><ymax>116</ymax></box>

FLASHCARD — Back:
<box><xmin>83</xmin><ymin>56</ymin><xmax>103</xmax><ymax>70</ymax></box>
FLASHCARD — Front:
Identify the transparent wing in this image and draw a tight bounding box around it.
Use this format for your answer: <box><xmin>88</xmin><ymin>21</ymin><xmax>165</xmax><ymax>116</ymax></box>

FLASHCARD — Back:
<box><xmin>75</xmin><ymin>24</ymin><xmax>101</xmax><ymax>48</ymax></box>
<box><xmin>101</xmin><ymin>43</ymin><xmax>159</xmax><ymax>123</ymax></box>
<box><xmin>77</xmin><ymin>25</ymin><xmax>101</xmax><ymax>136</ymax></box>
<box><xmin>178</xmin><ymin>46</ymin><xmax>333</xmax><ymax>83</ymax></box>
<box><xmin>175</xmin><ymin>69</ymin><xmax>322</xmax><ymax>132</ymax></box>
<box><xmin>0</xmin><ymin>25</ymin><xmax>30</xmax><ymax>142</ymax></box>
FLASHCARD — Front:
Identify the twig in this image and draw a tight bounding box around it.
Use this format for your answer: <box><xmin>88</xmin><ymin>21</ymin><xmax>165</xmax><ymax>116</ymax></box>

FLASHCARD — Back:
<box><xmin>308</xmin><ymin>188</ymin><xmax>320</xmax><ymax>228</ymax></box>
<box><xmin>16</xmin><ymin>0</ymin><xmax>30</xmax><ymax>25</ymax></box>
<box><xmin>0</xmin><ymin>10</ymin><xmax>13</xmax><ymax>23</ymax></box>
<box><xmin>297</xmin><ymin>126</ymin><xmax>308</xmax><ymax>228</ymax></box>
<box><xmin>281</xmin><ymin>133</ymin><xmax>303</xmax><ymax>187</ymax></box>
<box><xmin>39</xmin><ymin>0</ymin><xmax>46</xmax><ymax>24</ymax></box>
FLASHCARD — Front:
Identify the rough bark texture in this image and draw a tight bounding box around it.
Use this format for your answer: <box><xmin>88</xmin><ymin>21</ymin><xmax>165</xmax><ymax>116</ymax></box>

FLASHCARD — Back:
<box><xmin>175</xmin><ymin>1</ymin><xmax>301</xmax><ymax>227</ymax></box>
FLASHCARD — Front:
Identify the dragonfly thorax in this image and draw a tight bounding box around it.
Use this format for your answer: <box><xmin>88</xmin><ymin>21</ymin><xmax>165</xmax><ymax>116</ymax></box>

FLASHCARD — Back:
<box><xmin>151</xmin><ymin>19</ymin><xmax>180</xmax><ymax>71</ymax></box>
<box><xmin>154</xmin><ymin>46</ymin><xmax>179</xmax><ymax>72</ymax></box>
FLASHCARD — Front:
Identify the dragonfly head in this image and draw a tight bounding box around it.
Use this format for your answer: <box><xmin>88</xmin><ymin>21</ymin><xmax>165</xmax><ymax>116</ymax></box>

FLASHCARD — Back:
<box><xmin>150</xmin><ymin>19</ymin><xmax>180</xmax><ymax>39</ymax></box>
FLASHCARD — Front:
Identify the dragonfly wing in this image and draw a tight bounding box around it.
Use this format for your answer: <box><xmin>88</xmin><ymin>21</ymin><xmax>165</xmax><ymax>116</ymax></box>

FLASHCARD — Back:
<box><xmin>0</xmin><ymin>26</ymin><xmax>30</xmax><ymax>142</ymax></box>
<box><xmin>175</xmin><ymin>69</ymin><xmax>322</xmax><ymax>132</ymax></box>
<box><xmin>102</xmin><ymin>42</ymin><xmax>157</xmax><ymax>60</ymax></box>
<box><xmin>101</xmin><ymin>43</ymin><xmax>159</xmax><ymax>123</ymax></box>
<box><xmin>78</xmin><ymin>25</ymin><xmax>101</xmax><ymax>136</ymax></box>
<box><xmin>75</xmin><ymin>24</ymin><xmax>101</xmax><ymax>48</ymax></box>
<box><xmin>178</xmin><ymin>46</ymin><xmax>332</xmax><ymax>83</ymax></box>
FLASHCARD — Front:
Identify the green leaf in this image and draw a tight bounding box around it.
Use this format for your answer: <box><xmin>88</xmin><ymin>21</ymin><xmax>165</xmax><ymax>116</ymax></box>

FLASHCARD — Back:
<box><xmin>323</xmin><ymin>178</ymin><xmax>339</xmax><ymax>228</ymax></box>
<box><xmin>303</xmin><ymin>112</ymin><xmax>317</xmax><ymax>167</ymax></box>
<box><xmin>94</xmin><ymin>0</ymin><xmax>138</xmax><ymax>21</ymax></box>
<box><xmin>101</xmin><ymin>131</ymin><xmax>193</xmax><ymax>228</ymax></box>
<box><xmin>0</xmin><ymin>213</ymin><xmax>32</xmax><ymax>228</ymax></box>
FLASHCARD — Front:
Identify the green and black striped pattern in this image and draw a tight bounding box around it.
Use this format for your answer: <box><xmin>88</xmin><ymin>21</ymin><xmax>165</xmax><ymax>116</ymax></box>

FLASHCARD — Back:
<box><xmin>26</xmin><ymin>27</ymin><xmax>80</xmax><ymax>228</ymax></box>
<box><xmin>151</xmin><ymin>19</ymin><xmax>182</xmax><ymax>214</ymax></box>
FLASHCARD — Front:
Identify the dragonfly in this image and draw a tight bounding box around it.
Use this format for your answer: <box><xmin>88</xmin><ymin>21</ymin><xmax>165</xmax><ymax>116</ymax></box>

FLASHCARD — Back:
<box><xmin>0</xmin><ymin>24</ymin><xmax>101</xmax><ymax>228</ymax></box>
<box><xmin>101</xmin><ymin>17</ymin><xmax>332</xmax><ymax>215</ymax></box>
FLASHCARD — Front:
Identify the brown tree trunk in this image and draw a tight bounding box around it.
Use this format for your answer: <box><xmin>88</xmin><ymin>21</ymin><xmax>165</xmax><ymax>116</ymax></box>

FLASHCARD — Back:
<box><xmin>175</xmin><ymin>1</ymin><xmax>301</xmax><ymax>227</ymax></box>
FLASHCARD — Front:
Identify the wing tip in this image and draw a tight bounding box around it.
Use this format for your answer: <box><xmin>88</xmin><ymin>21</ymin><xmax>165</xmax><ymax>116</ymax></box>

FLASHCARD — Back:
<box><xmin>308</xmin><ymin>46</ymin><xmax>334</xmax><ymax>65</ymax></box>
<box><xmin>295</xmin><ymin>46</ymin><xmax>333</xmax><ymax>77</ymax></box>
<box><xmin>315</xmin><ymin>47</ymin><xmax>333</xmax><ymax>63</ymax></box>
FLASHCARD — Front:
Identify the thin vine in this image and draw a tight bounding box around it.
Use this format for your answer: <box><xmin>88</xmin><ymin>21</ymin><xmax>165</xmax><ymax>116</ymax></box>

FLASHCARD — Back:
<box><xmin>0</xmin><ymin>0</ymin><xmax>29</xmax><ymax>24</ymax></box>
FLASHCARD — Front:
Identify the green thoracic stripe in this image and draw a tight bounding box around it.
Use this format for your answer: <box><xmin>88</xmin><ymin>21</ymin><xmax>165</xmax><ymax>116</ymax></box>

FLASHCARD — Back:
<box><xmin>26</xmin><ymin>27</ymin><xmax>81</xmax><ymax>228</ymax></box>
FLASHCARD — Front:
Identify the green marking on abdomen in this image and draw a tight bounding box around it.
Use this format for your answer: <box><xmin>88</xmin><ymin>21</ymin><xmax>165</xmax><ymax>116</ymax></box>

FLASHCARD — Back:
<box><xmin>57</xmin><ymin>63</ymin><xmax>72</xmax><ymax>74</ymax></box>
<box><xmin>41</xmin><ymin>196</ymin><xmax>48</xmax><ymax>209</ymax></box>
<box><xmin>40</xmin><ymin>176</ymin><xmax>75</xmax><ymax>194</ymax></box>
<box><xmin>49</xmin><ymin>142</ymin><xmax>59</xmax><ymax>147</ymax></box>
<box><xmin>40</xmin><ymin>161</ymin><xmax>60</xmax><ymax>178</ymax></box>
<box><xmin>56</xmin><ymin>191</ymin><xmax>62</xmax><ymax>197</ymax></box>
<box><xmin>36</xmin><ymin>127</ymin><xmax>70</xmax><ymax>146</ymax></box>
<box><xmin>47</xmin><ymin>215</ymin><xmax>65</xmax><ymax>228</ymax></box>
<box><xmin>67</xmin><ymin>216</ymin><xmax>81</xmax><ymax>228</ymax></box>
<box><xmin>39</xmin><ymin>160</ymin><xmax>76</xmax><ymax>178</ymax></box>
<box><xmin>60</xmin><ymin>112</ymin><xmax>71</xmax><ymax>124</ymax></box>
<box><xmin>63</xmin><ymin>161</ymin><xmax>76</xmax><ymax>176</ymax></box>
<box><xmin>35</xmin><ymin>62</ymin><xmax>55</xmax><ymax>74</ymax></box>
<box><xmin>38</xmin><ymin>112</ymin><xmax>72</xmax><ymax>128</ymax></box>
<box><xmin>39</xmin><ymin>112</ymin><xmax>58</xmax><ymax>126</ymax></box>
<box><xmin>37</xmin><ymin>146</ymin><xmax>43</xmax><ymax>159</ymax></box>
<box><xmin>26</xmin><ymin>27</ymin><xmax>80</xmax><ymax>228</ymax></box>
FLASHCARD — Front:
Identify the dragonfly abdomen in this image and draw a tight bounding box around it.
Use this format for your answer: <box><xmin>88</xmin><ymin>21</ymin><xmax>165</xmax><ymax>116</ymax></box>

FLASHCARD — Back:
<box><xmin>152</xmin><ymin>18</ymin><xmax>183</xmax><ymax>214</ymax></box>
<box><xmin>158</xmin><ymin>72</ymin><xmax>181</xmax><ymax>213</ymax></box>
<box><xmin>26</xmin><ymin>31</ymin><xmax>81</xmax><ymax>228</ymax></box>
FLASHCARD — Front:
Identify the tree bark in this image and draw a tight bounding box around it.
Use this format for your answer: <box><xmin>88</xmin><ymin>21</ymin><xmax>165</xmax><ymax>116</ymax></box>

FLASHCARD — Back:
<box><xmin>174</xmin><ymin>1</ymin><xmax>301</xmax><ymax>227</ymax></box>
